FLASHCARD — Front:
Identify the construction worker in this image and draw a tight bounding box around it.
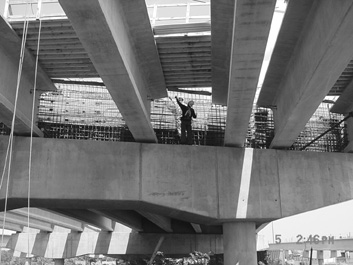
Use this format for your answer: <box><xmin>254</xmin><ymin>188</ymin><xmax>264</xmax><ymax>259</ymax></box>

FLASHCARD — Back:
<box><xmin>175</xmin><ymin>96</ymin><xmax>197</xmax><ymax>145</ymax></box>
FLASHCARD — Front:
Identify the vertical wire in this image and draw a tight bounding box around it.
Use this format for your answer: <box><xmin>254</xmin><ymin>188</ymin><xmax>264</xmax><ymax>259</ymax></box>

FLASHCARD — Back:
<box><xmin>0</xmin><ymin>2</ymin><xmax>30</xmax><ymax>263</ymax></box>
<box><xmin>27</xmin><ymin>7</ymin><xmax>43</xmax><ymax>257</ymax></box>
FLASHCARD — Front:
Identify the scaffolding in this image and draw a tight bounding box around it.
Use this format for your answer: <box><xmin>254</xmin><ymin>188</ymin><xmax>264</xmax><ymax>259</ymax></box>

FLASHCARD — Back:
<box><xmin>35</xmin><ymin>82</ymin><xmax>224</xmax><ymax>145</ymax></box>
<box><xmin>0</xmin><ymin>81</ymin><xmax>347</xmax><ymax>151</ymax></box>
<box><xmin>292</xmin><ymin>103</ymin><xmax>347</xmax><ymax>152</ymax></box>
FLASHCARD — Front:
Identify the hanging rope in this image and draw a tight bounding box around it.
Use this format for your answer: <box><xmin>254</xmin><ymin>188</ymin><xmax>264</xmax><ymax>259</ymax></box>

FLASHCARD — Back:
<box><xmin>0</xmin><ymin>1</ymin><xmax>31</xmax><ymax>263</ymax></box>
<box><xmin>27</xmin><ymin>2</ymin><xmax>43</xmax><ymax>257</ymax></box>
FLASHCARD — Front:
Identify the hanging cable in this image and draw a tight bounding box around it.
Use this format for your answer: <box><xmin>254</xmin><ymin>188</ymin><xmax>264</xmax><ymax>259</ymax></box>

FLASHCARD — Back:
<box><xmin>0</xmin><ymin>1</ymin><xmax>31</xmax><ymax>263</ymax></box>
<box><xmin>26</xmin><ymin>1</ymin><xmax>43</xmax><ymax>257</ymax></box>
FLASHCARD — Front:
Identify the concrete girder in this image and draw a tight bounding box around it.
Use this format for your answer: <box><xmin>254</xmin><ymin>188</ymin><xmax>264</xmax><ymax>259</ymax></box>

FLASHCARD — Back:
<box><xmin>211</xmin><ymin>0</ymin><xmax>235</xmax><ymax>105</ymax></box>
<box><xmin>90</xmin><ymin>209</ymin><xmax>143</xmax><ymax>232</ymax></box>
<box><xmin>223</xmin><ymin>0</ymin><xmax>276</xmax><ymax>147</ymax></box>
<box><xmin>6</xmin><ymin>231</ymin><xmax>223</xmax><ymax>259</ymax></box>
<box><xmin>10</xmin><ymin>208</ymin><xmax>84</xmax><ymax>232</ymax></box>
<box><xmin>51</xmin><ymin>209</ymin><xmax>114</xmax><ymax>232</ymax></box>
<box><xmin>137</xmin><ymin>211</ymin><xmax>173</xmax><ymax>233</ymax></box>
<box><xmin>58</xmin><ymin>0</ymin><xmax>166</xmax><ymax>143</ymax></box>
<box><xmin>257</xmin><ymin>0</ymin><xmax>353</xmax><ymax>148</ymax></box>
<box><xmin>257</xmin><ymin>0</ymin><xmax>315</xmax><ymax>108</ymax></box>
<box><xmin>0</xmin><ymin>16</ymin><xmax>56</xmax><ymax>136</ymax></box>
<box><xmin>2</xmin><ymin>136</ymin><xmax>353</xmax><ymax>223</ymax></box>
<box><xmin>330</xmin><ymin>78</ymin><xmax>353</xmax><ymax>114</ymax></box>
<box><xmin>0</xmin><ymin>212</ymin><xmax>53</xmax><ymax>232</ymax></box>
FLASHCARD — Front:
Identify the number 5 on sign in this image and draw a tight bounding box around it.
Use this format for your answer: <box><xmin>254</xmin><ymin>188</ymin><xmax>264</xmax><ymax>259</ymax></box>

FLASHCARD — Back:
<box><xmin>275</xmin><ymin>234</ymin><xmax>282</xmax><ymax>244</ymax></box>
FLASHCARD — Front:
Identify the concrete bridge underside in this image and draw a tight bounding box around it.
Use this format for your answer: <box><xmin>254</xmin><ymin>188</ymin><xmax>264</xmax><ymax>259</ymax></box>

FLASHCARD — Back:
<box><xmin>2</xmin><ymin>0</ymin><xmax>353</xmax><ymax>264</ymax></box>
<box><xmin>1</xmin><ymin>136</ymin><xmax>353</xmax><ymax>259</ymax></box>
<box><xmin>1</xmin><ymin>136</ymin><xmax>353</xmax><ymax>222</ymax></box>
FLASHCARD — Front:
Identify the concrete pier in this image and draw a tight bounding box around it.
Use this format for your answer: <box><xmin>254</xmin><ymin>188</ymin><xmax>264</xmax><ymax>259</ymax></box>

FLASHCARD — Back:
<box><xmin>223</xmin><ymin>222</ymin><xmax>257</xmax><ymax>265</ymax></box>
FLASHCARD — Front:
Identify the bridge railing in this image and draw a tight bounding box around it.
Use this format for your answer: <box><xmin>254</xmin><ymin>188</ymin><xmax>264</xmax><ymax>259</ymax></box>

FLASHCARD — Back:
<box><xmin>4</xmin><ymin>0</ymin><xmax>66</xmax><ymax>21</ymax></box>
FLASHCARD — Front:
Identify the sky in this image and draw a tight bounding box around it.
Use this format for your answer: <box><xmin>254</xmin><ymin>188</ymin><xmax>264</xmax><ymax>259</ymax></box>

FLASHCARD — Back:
<box><xmin>257</xmin><ymin>200</ymin><xmax>353</xmax><ymax>249</ymax></box>
<box><xmin>1</xmin><ymin>0</ymin><xmax>353</xmax><ymax>251</ymax></box>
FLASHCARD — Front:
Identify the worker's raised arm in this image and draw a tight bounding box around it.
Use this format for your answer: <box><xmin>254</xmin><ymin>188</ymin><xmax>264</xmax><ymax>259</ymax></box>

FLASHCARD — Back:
<box><xmin>175</xmin><ymin>96</ymin><xmax>184</xmax><ymax>109</ymax></box>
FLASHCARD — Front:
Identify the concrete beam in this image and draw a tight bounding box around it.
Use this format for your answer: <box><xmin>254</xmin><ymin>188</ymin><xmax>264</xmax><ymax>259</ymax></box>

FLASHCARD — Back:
<box><xmin>331</xmin><ymin>78</ymin><xmax>353</xmax><ymax>114</ymax></box>
<box><xmin>59</xmin><ymin>0</ymin><xmax>165</xmax><ymax>143</ymax></box>
<box><xmin>10</xmin><ymin>208</ymin><xmax>84</xmax><ymax>232</ymax></box>
<box><xmin>257</xmin><ymin>0</ymin><xmax>315</xmax><ymax>108</ymax></box>
<box><xmin>211</xmin><ymin>0</ymin><xmax>235</xmax><ymax>105</ymax></box>
<box><xmin>137</xmin><ymin>211</ymin><xmax>173</xmax><ymax>233</ymax></box>
<box><xmin>51</xmin><ymin>209</ymin><xmax>114</xmax><ymax>232</ymax></box>
<box><xmin>258</xmin><ymin>0</ymin><xmax>353</xmax><ymax>148</ymax></box>
<box><xmin>224</xmin><ymin>0</ymin><xmax>276</xmax><ymax>147</ymax></box>
<box><xmin>0</xmin><ymin>16</ymin><xmax>56</xmax><ymax>136</ymax></box>
<box><xmin>91</xmin><ymin>210</ymin><xmax>143</xmax><ymax>232</ymax></box>
<box><xmin>2</xmin><ymin>136</ymin><xmax>353</xmax><ymax>223</ymax></box>
<box><xmin>6</xmin><ymin>231</ymin><xmax>223</xmax><ymax>259</ymax></box>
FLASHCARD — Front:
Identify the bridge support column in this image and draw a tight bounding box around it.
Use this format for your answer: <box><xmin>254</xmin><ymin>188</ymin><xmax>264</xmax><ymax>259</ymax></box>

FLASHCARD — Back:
<box><xmin>54</xmin><ymin>259</ymin><xmax>65</xmax><ymax>265</ymax></box>
<box><xmin>223</xmin><ymin>222</ymin><xmax>257</xmax><ymax>265</ymax></box>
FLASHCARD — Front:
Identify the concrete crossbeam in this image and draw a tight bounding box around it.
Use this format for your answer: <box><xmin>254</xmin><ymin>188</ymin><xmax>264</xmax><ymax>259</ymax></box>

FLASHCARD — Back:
<box><xmin>0</xmin><ymin>16</ymin><xmax>56</xmax><ymax>136</ymax></box>
<box><xmin>1</xmin><ymin>136</ymin><xmax>353</xmax><ymax>223</ymax></box>
<box><xmin>6</xmin><ymin>231</ymin><xmax>223</xmax><ymax>259</ymax></box>
<box><xmin>59</xmin><ymin>0</ymin><xmax>165</xmax><ymax>143</ymax></box>
<box><xmin>224</xmin><ymin>0</ymin><xmax>276</xmax><ymax>147</ymax></box>
<box><xmin>258</xmin><ymin>0</ymin><xmax>353</xmax><ymax>148</ymax></box>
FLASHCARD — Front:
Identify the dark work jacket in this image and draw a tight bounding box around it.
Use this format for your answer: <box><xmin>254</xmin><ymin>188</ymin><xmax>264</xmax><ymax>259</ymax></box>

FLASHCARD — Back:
<box><xmin>176</xmin><ymin>99</ymin><xmax>197</xmax><ymax>122</ymax></box>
